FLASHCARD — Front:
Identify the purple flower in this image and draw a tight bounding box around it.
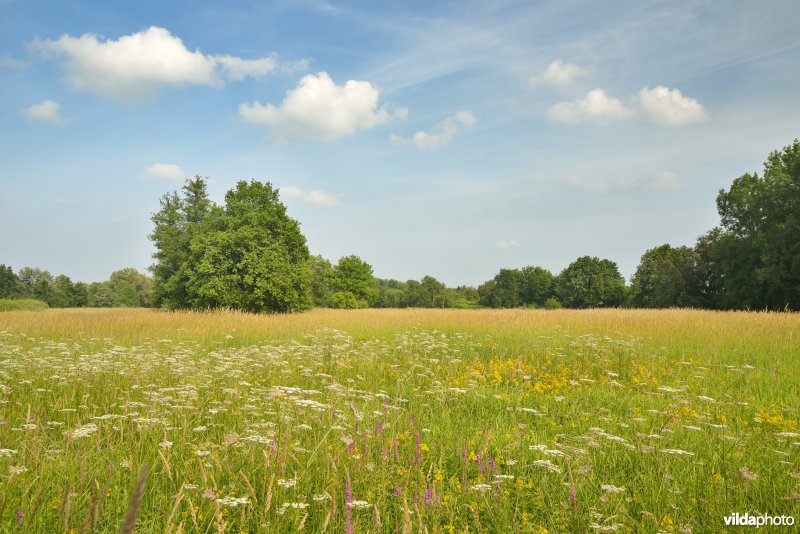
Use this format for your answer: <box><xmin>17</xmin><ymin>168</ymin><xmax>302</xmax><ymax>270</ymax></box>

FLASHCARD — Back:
<box><xmin>395</xmin><ymin>486</ymin><xmax>402</xmax><ymax>497</ymax></box>
<box><xmin>461</xmin><ymin>447</ymin><xmax>467</xmax><ymax>462</ymax></box>
<box><xmin>16</xmin><ymin>510</ymin><xmax>23</xmax><ymax>524</ymax></box>
<box><xmin>424</xmin><ymin>487</ymin><xmax>433</xmax><ymax>506</ymax></box>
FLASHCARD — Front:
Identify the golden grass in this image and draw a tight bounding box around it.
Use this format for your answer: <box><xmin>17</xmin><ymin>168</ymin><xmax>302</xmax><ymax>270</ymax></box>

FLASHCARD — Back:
<box><xmin>0</xmin><ymin>307</ymin><xmax>797</xmax><ymax>357</ymax></box>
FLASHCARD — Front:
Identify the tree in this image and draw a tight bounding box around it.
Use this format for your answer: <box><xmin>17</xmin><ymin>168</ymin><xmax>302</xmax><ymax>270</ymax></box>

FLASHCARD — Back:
<box><xmin>518</xmin><ymin>266</ymin><xmax>556</xmax><ymax>307</ymax></box>
<box><xmin>713</xmin><ymin>139</ymin><xmax>800</xmax><ymax>309</ymax></box>
<box><xmin>556</xmin><ymin>256</ymin><xmax>627</xmax><ymax>308</ymax></box>
<box><xmin>108</xmin><ymin>268</ymin><xmax>153</xmax><ymax>307</ymax></box>
<box><xmin>0</xmin><ymin>265</ymin><xmax>19</xmax><ymax>298</ymax></box>
<box><xmin>629</xmin><ymin>245</ymin><xmax>705</xmax><ymax>308</ymax></box>
<box><xmin>309</xmin><ymin>255</ymin><xmax>335</xmax><ymax>307</ymax></box>
<box><xmin>408</xmin><ymin>276</ymin><xmax>450</xmax><ymax>308</ymax></box>
<box><xmin>150</xmin><ymin>176</ymin><xmax>210</xmax><ymax>309</ymax></box>
<box><xmin>88</xmin><ymin>282</ymin><xmax>115</xmax><ymax>307</ymax></box>
<box><xmin>183</xmin><ymin>180</ymin><xmax>313</xmax><ymax>312</ymax></box>
<box><xmin>50</xmin><ymin>274</ymin><xmax>76</xmax><ymax>308</ymax></box>
<box><xmin>330</xmin><ymin>255</ymin><xmax>377</xmax><ymax>309</ymax></box>
<box><xmin>16</xmin><ymin>267</ymin><xmax>54</xmax><ymax>303</ymax></box>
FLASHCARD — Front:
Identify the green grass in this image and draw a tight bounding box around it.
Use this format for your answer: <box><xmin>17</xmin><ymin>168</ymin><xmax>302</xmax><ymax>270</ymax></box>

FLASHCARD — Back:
<box><xmin>0</xmin><ymin>298</ymin><xmax>48</xmax><ymax>312</ymax></box>
<box><xmin>0</xmin><ymin>308</ymin><xmax>798</xmax><ymax>532</ymax></box>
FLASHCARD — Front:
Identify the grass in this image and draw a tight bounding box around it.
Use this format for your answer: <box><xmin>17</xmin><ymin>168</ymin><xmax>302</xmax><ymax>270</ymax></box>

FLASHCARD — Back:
<box><xmin>0</xmin><ymin>298</ymin><xmax>48</xmax><ymax>312</ymax></box>
<box><xmin>0</xmin><ymin>308</ymin><xmax>798</xmax><ymax>532</ymax></box>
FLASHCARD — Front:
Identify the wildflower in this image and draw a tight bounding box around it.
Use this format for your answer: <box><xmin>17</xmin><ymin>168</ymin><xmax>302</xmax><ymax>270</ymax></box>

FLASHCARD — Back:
<box><xmin>530</xmin><ymin>460</ymin><xmax>562</xmax><ymax>473</ymax></box>
<box><xmin>471</xmin><ymin>484</ymin><xmax>493</xmax><ymax>492</ymax></box>
<box><xmin>216</xmin><ymin>496</ymin><xmax>250</xmax><ymax>508</ymax></box>
<box><xmin>0</xmin><ymin>449</ymin><xmax>16</xmax><ymax>457</ymax></box>
<box><xmin>277</xmin><ymin>478</ymin><xmax>297</xmax><ymax>488</ymax></box>
<box><xmin>195</xmin><ymin>450</ymin><xmax>211</xmax><ymax>457</ymax></box>
<box><xmin>660</xmin><ymin>449</ymin><xmax>695</xmax><ymax>456</ymax></box>
<box><xmin>601</xmin><ymin>484</ymin><xmax>626</xmax><ymax>494</ymax></box>
<box><xmin>347</xmin><ymin>500</ymin><xmax>371</xmax><ymax>510</ymax></box>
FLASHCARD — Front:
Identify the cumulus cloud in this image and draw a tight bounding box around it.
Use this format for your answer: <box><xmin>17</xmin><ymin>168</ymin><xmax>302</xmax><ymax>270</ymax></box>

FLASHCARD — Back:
<box><xmin>279</xmin><ymin>186</ymin><xmax>340</xmax><ymax>207</ymax></box>
<box><xmin>391</xmin><ymin>110</ymin><xmax>477</xmax><ymax>149</ymax></box>
<box><xmin>637</xmin><ymin>86</ymin><xmax>709</xmax><ymax>126</ymax></box>
<box><xmin>546</xmin><ymin>89</ymin><xmax>634</xmax><ymax>123</ymax></box>
<box><xmin>30</xmin><ymin>27</ymin><xmax>281</xmax><ymax>100</ymax></box>
<box><xmin>495</xmin><ymin>240</ymin><xmax>520</xmax><ymax>249</ymax></box>
<box><xmin>23</xmin><ymin>100</ymin><xmax>67</xmax><ymax>125</ymax></box>
<box><xmin>529</xmin><ymin>59</ymin><xmax>587</xmax><ymax>88</ymax></box>
<box><xmin>142</xmin><ymin>163</ymin><xmax>186</xmax><ymax>182</ymax></box>
<box><xmin>240</xmin><ymin>72</ymin><xmax>405</xmax><ymax>140</ymax></box>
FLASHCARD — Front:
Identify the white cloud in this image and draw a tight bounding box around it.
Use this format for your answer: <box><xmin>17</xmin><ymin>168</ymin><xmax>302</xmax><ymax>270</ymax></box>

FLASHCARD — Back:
<box><xmin>547</xmin><ymin>89</ymin><xmax>634</xmax><ymax>123</ymax></box>
<box><xmin>279</xmin><ymin>186</ymin><xmax>340</xmax><ymax>207</ymax></box>
<box><xmin>0</xmin><ymin>54</ymin><xmax>27</xmax><ymax>69</ymax></box>
<box><xmin>528</xmin><ymin>59</ymin><xmax>587</xmax><ymax>88</ymax></box>
<box><xmin>495</xmin><ymin>240</ymin><xmax>520</xmax><ymax>249</ymax></box>
<box><xmin>279</xmin><ymin>185</ymin><xmax>306</xmax><ymax>198</ymax></box>
<box><xmin>31</xmin><ymin>27</ymin><xmax>281</xmax><ymax>100</ymax></box>
<box><xmin>239</xmin><ymin>72</ymin><xmax>405</xmax><ymax>140</ymax></box>
<box><xmin>649</xmin><ymin>171</ymin><xmax>685</xmax><ymax>191</ymax></box>
<box><xmin>567</xmin><ymin>174</ymin><xmax>638</xmax><ymax>193</ymax></box>
<box><xmin>637</xmin><ymin>86</ymin><xmax>709</xmax><ymax>126</ymax></box>
<box><xmin>305</xmin><ymin>189</ymin><xmax>341</xmax><ymax>207</ymax></box>
<box><xmin>142</xmin><ymin>163</ymin><xmax>186</xmax><ymax>182</ymax></box>
<box><xmin>23</xmin><ymin>100</ymin><xmax>67</xmax><ymax>125</ymax></box>
<box><xmin>392</xmin><ymin>110</ymin><xmax>477</xmax><ymax>149</ymax></box>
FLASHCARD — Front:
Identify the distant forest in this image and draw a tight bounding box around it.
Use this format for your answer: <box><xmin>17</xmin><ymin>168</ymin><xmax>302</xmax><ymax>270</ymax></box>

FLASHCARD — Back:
<box><xmin>2</xmin><ymin>139</ymin><xmax>798</xmax><ymax>312</ymax></box>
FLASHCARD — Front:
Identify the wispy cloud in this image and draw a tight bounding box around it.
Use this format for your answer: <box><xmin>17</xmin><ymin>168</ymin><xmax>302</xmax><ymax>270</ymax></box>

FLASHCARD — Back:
<box><xmin>240</xmin><ymin>72</ymin><xmax>407</xmax><ymax>141</ymax></box>
<box><xmin>495</xmin><ymin>240</ymin><xmax>520</xmax><ymax>249</ymax></box>
<box><xmin>528</xmin><ymin>59</ymin><xmax>588</xmax><ymax>88</ymax></box>
<box><xmin>391</xmin><ymin>110</ymin><xmax>477</xmax><ymax>149</ymax></box>
<box><xmin>23</xmin><ymin>100</ymin><xmax>67</xmax><ymax>126</ymax></box>
<box><xmin>30</xmin><ymin>27</ymin><xmax>285</xmax><ymax>101</ymax></box>
<box><xmin>280</xmin><ymin>186</ymin><xmax>341</xmax><ymax>207</ymax></box>
<box><xmin>142</xmin><ymin>163</ymin><xmax>186</xmax><ymax>182</ymax></box>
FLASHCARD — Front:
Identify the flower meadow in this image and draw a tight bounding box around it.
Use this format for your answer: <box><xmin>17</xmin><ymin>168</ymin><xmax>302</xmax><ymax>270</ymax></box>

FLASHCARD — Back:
<box><xmin>0</xmin><ymin>308</ymin><xmax>799</xmax><ymax>532</ymax></box>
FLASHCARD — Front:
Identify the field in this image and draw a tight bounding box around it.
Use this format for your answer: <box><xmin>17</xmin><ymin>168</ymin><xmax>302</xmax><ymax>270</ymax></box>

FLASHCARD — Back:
<box><xmin>1</xmin><ymin>308</ymin><xmax>799</xmax><ymax>533</ymax></box>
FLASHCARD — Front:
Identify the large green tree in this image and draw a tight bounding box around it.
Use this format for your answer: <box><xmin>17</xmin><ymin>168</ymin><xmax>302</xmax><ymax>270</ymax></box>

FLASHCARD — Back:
<box><xmin>184</xmin><ymin>181</ymin><xmax>313</xmax><ymax>312</ymax></box>
<box><xmin>329</xmin><ymin>255</ymin><xmax>377</xmax><ymax>308</ymax></box>
<box><xmin>0</xmin><ymin>265</ymin><xmax>19</xmax><ymax>298</ymax></box>
<box><xmin>712</xmin><ymin>139</ymin><xmax>800</xmax><ymax>309</ymax></box>
<box><xmin>150</xmin><ymin>176</ymin><xmax>211</xmax><ymax>309</ymax></box>
<box><xmin>629</xmin><ymin>245</ymin><xmax>705</xmax><ymax>308</ymax></box>
<box><xmin>556</xmin><ymin>256</ymin><xmax>627</xmax><ymax>308</ymax></box>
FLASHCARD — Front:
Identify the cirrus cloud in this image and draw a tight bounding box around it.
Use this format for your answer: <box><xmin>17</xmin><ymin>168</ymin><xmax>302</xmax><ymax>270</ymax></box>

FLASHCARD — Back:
<box><xmin>239</xmin><ymin>72</ymin><xmax>406</xmax><ymax>141</ymax></box>
<box><xmin>30</xmin><ymin>27</ymin><xmax>282</xmax><ymax>101</ymax></box>
<box><xmin>495</xmin><ymin>240</ymin><xmax>520</xmax><ymax>249</ymax></box>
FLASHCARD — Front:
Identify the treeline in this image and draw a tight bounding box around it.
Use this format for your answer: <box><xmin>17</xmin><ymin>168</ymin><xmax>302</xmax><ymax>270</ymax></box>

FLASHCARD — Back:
<box><xmin>0</xmin><ymin>265</ymin><xmax>153</xmax><ymax>308</ymax></box>
<box><xmin>3</xmin><ymin>139</ymin><xmax>798</xmax><ymax>312</ymax></box>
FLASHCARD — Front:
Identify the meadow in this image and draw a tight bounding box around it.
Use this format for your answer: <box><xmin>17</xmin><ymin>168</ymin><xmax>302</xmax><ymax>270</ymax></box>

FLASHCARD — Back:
<box><xmin>0</xmin><ymin>308</ymin><xmax>798</xmax><ymax>533</ymax></box>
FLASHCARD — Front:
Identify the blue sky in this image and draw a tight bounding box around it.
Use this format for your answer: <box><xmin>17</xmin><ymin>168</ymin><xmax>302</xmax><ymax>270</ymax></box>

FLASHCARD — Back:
<box><xmin>1</xmin><ymin>0</ymin><xmax>799</xmax><ymax>286</ymax></box>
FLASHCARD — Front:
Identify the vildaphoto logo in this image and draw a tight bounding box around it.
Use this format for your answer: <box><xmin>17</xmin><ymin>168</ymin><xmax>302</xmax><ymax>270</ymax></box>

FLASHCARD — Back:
<box><xmin>723</xmin><ymin>513</ymin><xmax>795</xmax><ymax>528</ymax></box>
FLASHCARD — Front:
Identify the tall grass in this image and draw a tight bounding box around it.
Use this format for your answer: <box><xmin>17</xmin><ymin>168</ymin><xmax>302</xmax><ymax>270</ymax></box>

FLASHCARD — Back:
<box><xmin>0</xmin><ymin>308</ymin><xmax>797</xmax><ymax>532</ymax></box>
<box><xmin>0</xmin><ymin>298</ymin><xmax>48</xmax><ymax>311</ymax></box>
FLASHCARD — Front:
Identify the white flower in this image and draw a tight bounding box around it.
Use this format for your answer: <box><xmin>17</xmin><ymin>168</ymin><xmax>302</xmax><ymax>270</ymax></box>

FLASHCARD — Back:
<box><xmin>471</xmin><ymin>484</ymin><xmax>493</xmax><ymax>492</ymax></box>
<box><xmin>601</xmin><ymin>484</ymin><xmax>626</xmax><ymax>494</ymax></box>
<box><xmin>347</xmin><ymin>500</ymin><xmax>372</xmax><ymax>510</ymax></box>
<box><xmin>277</xmin><ymin>478</ymin><xmax>297</xmax><ymax>488</ymax></box>
<box><xmin>216</xmin><ymin>496</ymin><xmax>250</xmax><ymax>508</ymax></box>
<box><xmin>195</xmin><ymin>450</ymin><xmax>211</xmax><ymax>457</ymax></box>
<box><xmin>660</xmin><ymin>449</ymin><xmax>695</xmax><ymax>456</ymax></box>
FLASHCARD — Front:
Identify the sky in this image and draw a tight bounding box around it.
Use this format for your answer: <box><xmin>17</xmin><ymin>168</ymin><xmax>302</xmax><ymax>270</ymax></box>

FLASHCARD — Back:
<box><xmin>1</xmin><ymin>0</ymin><xmax>799</xmax><ymax>286</ymax></box>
